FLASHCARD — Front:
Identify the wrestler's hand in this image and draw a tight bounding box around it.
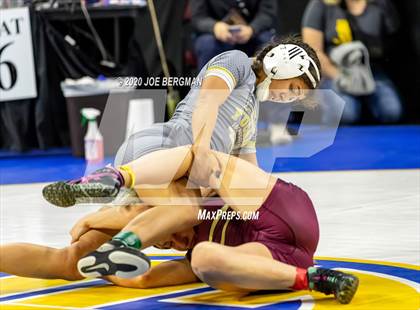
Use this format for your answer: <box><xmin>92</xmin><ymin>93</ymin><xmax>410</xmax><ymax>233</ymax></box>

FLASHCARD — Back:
<box><xmin>70</xmin><ymin>218</ymin><xmax>90</xmax><ymax>243</ymax></box>
<box><xmin>200</xmin><ymin>187</ymin><xmax>217</xmax><ymax>197</ymax></box>
<box><xmin>189</xmin><ymin>146</ymin><xmax>222</xmax><ymax>188</ymax></box>
<box><xmin>70</xmin><ymin>206</ymin><xmax>113</xmax><ymax>243</ymax></box>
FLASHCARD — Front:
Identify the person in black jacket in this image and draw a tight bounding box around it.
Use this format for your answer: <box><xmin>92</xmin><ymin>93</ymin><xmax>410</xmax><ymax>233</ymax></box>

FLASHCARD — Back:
<box><xmin>191</xmin><ymin>0</ymin><xmax>277</xmax><ymax>69</ymax></box>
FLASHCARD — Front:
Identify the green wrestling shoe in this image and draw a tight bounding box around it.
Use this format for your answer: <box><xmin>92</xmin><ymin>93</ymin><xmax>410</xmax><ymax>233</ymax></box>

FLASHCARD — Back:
<box><xmin>42</xmin><ymin>166</ymin><xmax>124</xmax><ymax>207</ymax></box>
<box><xmin>308</xmin><ymin>267</ymin><xmax>359</xmax><ymax>304</ymax></box>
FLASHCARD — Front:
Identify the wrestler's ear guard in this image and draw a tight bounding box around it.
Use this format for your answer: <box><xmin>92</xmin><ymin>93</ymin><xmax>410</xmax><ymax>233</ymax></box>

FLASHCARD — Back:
<box><xmin>262</xmin><ymin>44</ymin><xmax>321</xmax><ymax>88</ymax></box>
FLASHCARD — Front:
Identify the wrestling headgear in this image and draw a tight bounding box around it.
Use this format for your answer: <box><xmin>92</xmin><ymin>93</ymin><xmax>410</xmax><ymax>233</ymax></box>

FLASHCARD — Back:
<box><xmin>256</xmin><ymin>44</ymin><xmax>321</xmax><ymax>102</ymax></box>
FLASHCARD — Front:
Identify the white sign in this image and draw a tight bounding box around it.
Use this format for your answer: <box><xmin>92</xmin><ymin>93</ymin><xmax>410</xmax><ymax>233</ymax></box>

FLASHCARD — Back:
<box><xmin>0</xmin><ymin>7</ymin><xmax>37</xmax><ymax>102</ymax></box>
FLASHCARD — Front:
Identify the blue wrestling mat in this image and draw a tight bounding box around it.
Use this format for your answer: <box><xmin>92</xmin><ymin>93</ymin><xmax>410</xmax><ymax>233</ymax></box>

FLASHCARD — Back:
<box><xmin>0</xmin><ymin>256</ymin><xmax>419</xmax><ymax>309</ymax></box>
<box><xmin>0</xmin><ymin>125</ymin><xmax>419</xmax><ymax>185</ymax></box>
<box><xmin>257</xmin><ymin>125</ymin><xmax>420</xmax><ymax>172</ymax></box>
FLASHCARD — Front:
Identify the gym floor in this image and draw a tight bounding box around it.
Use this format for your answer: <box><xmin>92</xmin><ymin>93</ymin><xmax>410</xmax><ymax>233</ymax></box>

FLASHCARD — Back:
<box><xmin>0</xmin><ymin>125</ymin><xmax>419</xmax><ymax>309</ymax></box>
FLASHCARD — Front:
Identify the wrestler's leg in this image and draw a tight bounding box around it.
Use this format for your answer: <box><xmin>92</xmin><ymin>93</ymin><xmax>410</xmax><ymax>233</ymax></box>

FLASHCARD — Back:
<box><xmin>77</xmin><ymin>178</ymin><xmax>203</xmax><ymax>278</ymax></box>
<box><xmin>123</xmin><ymin>146</ymin><xmax>276</xmax><ymax>210</ymax></box>
<box><xmin>85</xmin><ymin>144</ymin><xmax>277</xmax><ymax>212</ymax></box>
<box><xmin>115</xmin><ymin>144</ymin><xmax>275</xmax><ymax>208</ymax></box>
<box><xmin>120</xmin><ymin>147</ymin><xmax>277</xmax><ymax>215</ymax></box>
<box><xmin>132</xmin><ymin>146</ymin><xmax>277</xmax><ymax>211</ymax></box>
<box><xmin>122</xmin><ymin>147</ymin><xmax>193</xmax><ymax>187</ymax></box>
<box><xmin>118</xmin><ymin>204</ymin><xmax>201</xmax><ymax>251</ymax></box>
<box><xmin>111</xmin><ymin>177</ymin><xmax>203</xmax><ymax>250</ymax></box>
<box><xmin>42</xmin><ymin>143</ymin><xmax>273</xmax><ymax>209</ymax></box>
<box><xmin>43</xmin><ymin>146</ymin><xmax>193</xmax><ymax>207</ymax></box>
<box><xmin>190</xmin><ymin>241</ymin><xmax>295</xmax><ymax>291</ymax></box>
<box><xmin>0</xmin><ymin>229</ymin><xmax>113</xmax><ymax>280</ymax></box>
<box><xmin>0</xmin><ymin>205</ymin><xmax>148</xmax><ymax>280</ymax></box>
<box><xmin>191</xmin><ymin>242</ymin><xmax>359</xmax><ymax>304</ymax></box>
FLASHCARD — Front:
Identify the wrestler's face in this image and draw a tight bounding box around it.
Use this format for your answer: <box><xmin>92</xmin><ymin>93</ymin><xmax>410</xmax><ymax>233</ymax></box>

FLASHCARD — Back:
<box><xmin>268</xmin><ymin>77</ymin><xmax>309</xmax><ymax>103</ymax></box>
<box><xmin>154</xmin><ymin>228</ymin><xmax>196</xmax><ymax>251</ymax></box>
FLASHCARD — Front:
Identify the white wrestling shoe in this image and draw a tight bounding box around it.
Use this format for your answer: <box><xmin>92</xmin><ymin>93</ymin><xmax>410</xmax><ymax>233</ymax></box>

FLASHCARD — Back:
<box><xmin>77</xmin><ymin>240</ymin><xmax>151</xmax><ymax>279</ymax></box>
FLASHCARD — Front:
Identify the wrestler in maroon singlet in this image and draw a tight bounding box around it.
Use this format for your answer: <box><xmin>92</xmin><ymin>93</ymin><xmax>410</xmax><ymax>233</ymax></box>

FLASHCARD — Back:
<box><xmin>79</xmin><ymin>175</ymin><xmax>358</xmax><ymax>305</ymax></box>
<box><xmin>188</xmin><ymin>178</ymin><xmax>320</xmax><ymax>268</ymax></box>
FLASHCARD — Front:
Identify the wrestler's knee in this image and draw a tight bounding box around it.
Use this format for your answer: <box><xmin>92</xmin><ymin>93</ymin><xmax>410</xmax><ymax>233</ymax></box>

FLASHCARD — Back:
<box><xmin>57</xmin><ymin>245</ymin><xmax>85</xmax><ymax>281</ymax></box>
<box><xmin>191</xmin><ymin>242</ymin><xmax>227</xmax><ymax>278</ymax></box>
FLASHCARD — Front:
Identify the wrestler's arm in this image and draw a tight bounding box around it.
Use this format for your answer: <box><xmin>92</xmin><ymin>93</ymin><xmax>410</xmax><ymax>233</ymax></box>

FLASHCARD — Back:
<box><xmin>192</xmin><ymin>76</ymin><xmax>230</xmax><ymax>148</ymax></box>
<box><xmin>70</xmin><ymin>205</ymin><xmax>150</xmax><ymax>243</ymax></box>
<box><xmin>106</xmin><ymin>258</ymin><xmax>199</xmax><ymax>288</ymax></box>
<box><xmin>209</xmin><ymin>149</ymin><xmax>277</xmax><ymax>213</ymax></box>
<box><xmin>190</xmin><ymin>76</ymin><xmax>233</xmax><ymax>186</ymax></box>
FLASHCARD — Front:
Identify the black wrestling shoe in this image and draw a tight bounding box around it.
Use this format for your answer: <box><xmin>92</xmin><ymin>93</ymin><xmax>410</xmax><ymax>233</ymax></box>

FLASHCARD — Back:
<box><xmin>42</xmin><ymin>166</ymin><xmax>124</xmax><ymax>207</ymax></box>
<box><xmin>77</xmin><ymin>240</ymin><xmax>150</xmax><ymax>279</ymax></box>
<box><xmin>308</xmin><ymin>267</ymin><xmax>359</xmax><ymax>304</ymax></box>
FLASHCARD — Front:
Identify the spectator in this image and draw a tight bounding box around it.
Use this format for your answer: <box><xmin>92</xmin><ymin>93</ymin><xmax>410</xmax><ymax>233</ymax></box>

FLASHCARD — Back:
<box><xmin>191</xmin><ymin>0</ymin><xmax>277</xmax><ymax>70</ymax></box>
<box><xmin>302</xmin><ymin>0</ymin><xmax>403</xmax><ymax>124</ymax></box>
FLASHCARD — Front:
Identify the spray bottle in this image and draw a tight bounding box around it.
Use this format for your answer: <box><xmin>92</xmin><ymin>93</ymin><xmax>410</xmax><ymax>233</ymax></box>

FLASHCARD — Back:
<box><xmin>81</xmin><ymin>108</ymin><xmax>104</xmax><ymax>163</ymax></box>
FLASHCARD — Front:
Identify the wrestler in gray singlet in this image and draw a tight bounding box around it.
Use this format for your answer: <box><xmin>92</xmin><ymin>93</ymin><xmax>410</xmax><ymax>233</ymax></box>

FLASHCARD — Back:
<box><xmin>115</xmin><ymin>50</ymin><xmax>259</xmax><ymax>165</ymax></box>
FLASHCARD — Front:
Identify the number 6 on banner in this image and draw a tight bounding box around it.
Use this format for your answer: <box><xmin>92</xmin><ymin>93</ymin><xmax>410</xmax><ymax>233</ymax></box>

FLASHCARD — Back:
<box><xmin>0</xmin><ymin>42</ymin><xmax>18</xmax><ymax>91</ymax></box>
<box><xmin>0</xmin><ymin>6</ymin><xmax>37</xmax><ymax>101</ymax></box>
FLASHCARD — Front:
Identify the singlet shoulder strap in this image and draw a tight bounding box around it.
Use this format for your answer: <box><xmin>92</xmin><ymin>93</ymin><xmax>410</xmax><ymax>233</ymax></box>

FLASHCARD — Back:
<box><xmin>208</xmin><ymin>204</ymin><xmax>230</xmax><ymax>243</ymax></box>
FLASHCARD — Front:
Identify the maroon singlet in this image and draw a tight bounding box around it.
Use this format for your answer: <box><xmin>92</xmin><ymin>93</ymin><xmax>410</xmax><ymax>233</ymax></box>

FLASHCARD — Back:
<box><xmin>188</xmin><ymin>178</ymin><xmax>319</xmax><ymax>268</ymax></box>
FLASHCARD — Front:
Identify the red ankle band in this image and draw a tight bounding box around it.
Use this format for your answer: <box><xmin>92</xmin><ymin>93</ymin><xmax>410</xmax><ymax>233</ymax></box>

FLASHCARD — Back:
<box><xmin>291</xmin><ymin>267</ymin><xmax>309</xmax><ymax>290</ymax></box>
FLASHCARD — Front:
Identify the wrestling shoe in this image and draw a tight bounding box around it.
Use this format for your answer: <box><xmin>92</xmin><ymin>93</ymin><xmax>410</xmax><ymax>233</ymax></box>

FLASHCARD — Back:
<box><xmin>42</xmin><ymin>166</ymin><xmax>124</xmax><ymax>207</ymax></box>
<box><xmin>77</xmin><ymin>240</ymin><xmax>150</xmax><ymax>279</ymax></box>
<box><xmin>308</xmin><ymin>267</ymin><xmax>359</xmax><ymax>304</ymax></box>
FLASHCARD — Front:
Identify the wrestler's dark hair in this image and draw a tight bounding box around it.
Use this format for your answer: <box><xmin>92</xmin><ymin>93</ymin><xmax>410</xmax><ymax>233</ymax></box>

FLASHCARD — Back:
<box><xmin>251</xmin><ymin>34</ymin><xmax>322</xmax><ymax>90</ymax></box>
